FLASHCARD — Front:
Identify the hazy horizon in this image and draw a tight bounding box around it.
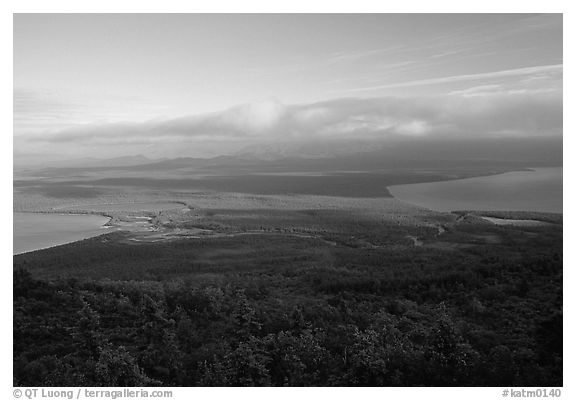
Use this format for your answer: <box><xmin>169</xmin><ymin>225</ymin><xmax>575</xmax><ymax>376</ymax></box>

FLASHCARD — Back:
<box><xmin>14</xmin><ymin>14</ymin><xmax>562</xmax><ymax>166</ymax></box>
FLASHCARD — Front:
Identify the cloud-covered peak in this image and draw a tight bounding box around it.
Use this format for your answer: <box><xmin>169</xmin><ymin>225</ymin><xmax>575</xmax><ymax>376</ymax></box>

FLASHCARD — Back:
<box><xmin>15</xmin><ymin>84</ymin><xmax>562</xmax><ymax>162</ymax></box>
<box><xmin>222</xmin><ymin>99</ymin><xmax>287</xmax><ymax>133</ymax></box>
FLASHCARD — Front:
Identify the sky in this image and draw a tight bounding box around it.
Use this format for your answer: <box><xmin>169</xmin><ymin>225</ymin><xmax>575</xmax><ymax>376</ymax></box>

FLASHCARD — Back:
<box><xmin>13</xmin><ymin>13</ymin><xmax>563</xmax><ymax>163</ymax></box>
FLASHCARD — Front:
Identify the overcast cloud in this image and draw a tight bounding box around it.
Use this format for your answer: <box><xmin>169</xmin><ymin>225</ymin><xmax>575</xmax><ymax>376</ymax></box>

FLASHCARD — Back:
<box><xmin>14</xmin><ymin>14</ymin><xmax>562</xmax><ymax>162</ymax></box>
<box><xmin>19</xmin><ymin>72</ymin><xmax>562</xmax><ymax>154</ymax></box>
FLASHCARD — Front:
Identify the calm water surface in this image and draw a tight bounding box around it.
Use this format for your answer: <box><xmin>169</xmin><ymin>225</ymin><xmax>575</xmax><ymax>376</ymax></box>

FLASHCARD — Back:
<box><xmin>388</xmin><ymin>167</ymin><xmax>562</xmax><ymax>213</ymax></box>
<box><xmin>13</xmin><ymin>213</ymin><xmax>111</xmax><ymax>255</ymax></box>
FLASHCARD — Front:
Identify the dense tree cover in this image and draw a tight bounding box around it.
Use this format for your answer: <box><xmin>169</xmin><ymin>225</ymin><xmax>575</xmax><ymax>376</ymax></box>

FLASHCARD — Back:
<box><xmin>14</xmin><ymin>218</ymin><xmax>562</xmax><ymax>386</ymax></box>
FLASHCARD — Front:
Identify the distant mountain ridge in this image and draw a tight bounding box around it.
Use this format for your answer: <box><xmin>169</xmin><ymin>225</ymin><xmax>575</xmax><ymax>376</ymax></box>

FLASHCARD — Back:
<box><xmin>137</xmin><ymin>137</ymin><xmax>562</xmax><ymax>172</ymax></box>
<box><xmin>233</xmin><ymin>140</ymin><xmax>386</xmax><ymax>160</ymax></box>
<box><xmin>16</xmin><ymin>155</ymin><xmax>168</xmax><ymax>170</ymax></box>
<box><xmin>18</xmin><ymin>137</ymin><xmax>562</xmax><ymax>175</ymax></box>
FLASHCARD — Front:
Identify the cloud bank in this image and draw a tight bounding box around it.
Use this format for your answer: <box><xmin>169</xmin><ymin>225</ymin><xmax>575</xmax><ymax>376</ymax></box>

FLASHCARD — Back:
<box><xmin>16</xmin><ymin>62</ymin><xmax>562</xmax><ymax>161</ymax></box>
<box><xmin>23</xmin><ymin>92</ymin><xmax>561</xmax><ymax>145</ymax></box>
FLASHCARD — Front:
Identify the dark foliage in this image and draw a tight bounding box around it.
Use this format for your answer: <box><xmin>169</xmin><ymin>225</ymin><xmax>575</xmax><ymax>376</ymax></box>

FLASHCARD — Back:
<box><xmin>14</xmin><ymin>220</ymin><xmax>562</xmax><ymax>386</ymax></box>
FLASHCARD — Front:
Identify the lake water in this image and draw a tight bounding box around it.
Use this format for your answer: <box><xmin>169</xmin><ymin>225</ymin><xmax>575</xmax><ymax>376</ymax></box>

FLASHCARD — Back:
<box><xmin>13</xmin><ymin>213</ymin><xmax>112</xmax><ymax>255</ymax></box>
<box><xmin>388</xmin><ymin>167</ymin><xmax>562</xmax><ymax>213</ymax></box>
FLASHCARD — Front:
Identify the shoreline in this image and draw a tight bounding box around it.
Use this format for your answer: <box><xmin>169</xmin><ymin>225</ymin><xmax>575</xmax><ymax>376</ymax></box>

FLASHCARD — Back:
<box><xmin>13</xmin><ymin>212</ymin><xmax>113</xmax><ymax>256</ymax></box>
<box><xmin>387</xmin><ymin>166</ymin><xmax>562</xmax><ymax>214</ymax></box>
<box><xmin>14</xmin><ymin>167</ymin><xmax>562</xmax><ymax>255</ymax></box>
